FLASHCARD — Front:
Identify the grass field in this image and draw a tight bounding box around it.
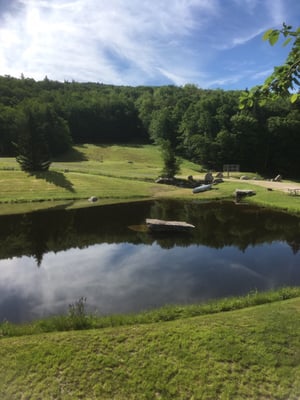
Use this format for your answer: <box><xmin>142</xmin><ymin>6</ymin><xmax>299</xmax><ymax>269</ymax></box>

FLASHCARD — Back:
<box><xmin>1</xmin><ymin>291</ymin><xmax>300</xmax><ymax>399</ymax></box>
<box><xmin>1</xmin><ymin>143</ymin><xmax>300</xmax><ymax>215</ymax></box>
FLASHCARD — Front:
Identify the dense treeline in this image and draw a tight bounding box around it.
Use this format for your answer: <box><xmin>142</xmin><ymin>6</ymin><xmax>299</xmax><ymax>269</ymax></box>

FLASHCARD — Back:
<box><xmin>0</xmin><ymin>75</ymin><xmax>299</xmax><ymax>177</ymax></box>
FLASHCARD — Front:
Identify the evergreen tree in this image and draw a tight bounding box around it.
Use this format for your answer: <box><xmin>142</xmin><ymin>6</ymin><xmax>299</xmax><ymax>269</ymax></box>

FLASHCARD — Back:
<box><xmin>14</xmin><ymin>108</ymin><xmax>51</xmax><ymax>172</ymax></box>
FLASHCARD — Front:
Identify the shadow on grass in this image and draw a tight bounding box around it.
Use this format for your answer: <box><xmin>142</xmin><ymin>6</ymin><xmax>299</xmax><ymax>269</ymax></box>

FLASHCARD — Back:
<box><xmin>53</xmin><ymin>147</ymin><xmax>88</xmax><ymax>162</ymax></box>
<box><xmin>32</xmin><ymin>171</ymin><xmax>75</xmax><ymax>192</ymax></box>
<box><xmin>92</xmin><ymin>142</ymin><xmax>145</xmax><ymax>149</ymax></box>
<box><xmin>42</xmin><ymin>200</ymin><xmax>76</xmax><ymax>211</ymax></box>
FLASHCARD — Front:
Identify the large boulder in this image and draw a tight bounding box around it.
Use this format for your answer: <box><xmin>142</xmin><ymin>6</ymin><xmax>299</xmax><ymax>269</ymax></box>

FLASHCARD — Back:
<box><xmin>204</xmin><ymin>172</ymin><xmax>213</xmax><ymax>184</ymax></box>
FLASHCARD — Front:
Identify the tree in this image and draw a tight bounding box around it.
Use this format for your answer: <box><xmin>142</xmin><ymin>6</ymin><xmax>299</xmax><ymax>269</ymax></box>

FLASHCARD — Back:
<box><xmin>14</xmin><ymin>107</ymin><xmax>51</xmax><ymax>172</ymax></box>
<box><xmin>149</xmin><ymin>108</ymin><xmax>181</xmax><ymax>178</ymax></box>
<box><xmin>160</xmin><ymin>139</ymin><xmax>181</xmax><ymax>178</ymax></box>
<box><xmin>0</xmin><ymin>105</ymin><xmax>21</xmax><ymax>155</ymax></box>
<box><xmin>41</xmin><ymin>105</ymin><xmax>72</xmax><ymax>156</ymax></box>
<box><xmin>240</xmin><ymin>23</ymin><xmax>300</xmax><ymax>109</ymax></box>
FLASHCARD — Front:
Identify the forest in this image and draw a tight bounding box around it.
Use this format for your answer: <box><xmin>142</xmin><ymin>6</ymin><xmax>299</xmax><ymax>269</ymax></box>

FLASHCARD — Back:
<box><xmin>0</xmin><ymin>74</ymin><xmax>299</xmax><ymax>177</ymax></box>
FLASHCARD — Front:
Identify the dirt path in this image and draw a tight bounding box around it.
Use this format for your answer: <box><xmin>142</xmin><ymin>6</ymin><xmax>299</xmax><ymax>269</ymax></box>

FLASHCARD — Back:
<box><xmin>227</xmin><ymin>178</ymin><xmax>300</xmax><ymax>193</ymax></box>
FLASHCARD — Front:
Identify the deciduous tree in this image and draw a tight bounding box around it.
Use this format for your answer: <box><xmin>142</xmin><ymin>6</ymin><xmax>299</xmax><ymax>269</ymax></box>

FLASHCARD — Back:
<box><xmin>240</xmin><ymin>23</ymin><xmax>300</xmax><ymax>108</ymax></box>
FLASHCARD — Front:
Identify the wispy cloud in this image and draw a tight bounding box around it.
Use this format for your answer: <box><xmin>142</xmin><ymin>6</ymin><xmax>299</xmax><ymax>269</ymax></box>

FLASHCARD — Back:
<box><xmin>0</xmin><ymin>0</ymin><xmax>219</xmax><ymax>84</ymax></box>
<box><xmin>0</xmin><ymin>0</ymin><xmax>299</xmax><ymax>88</ymax></box>
<box><xmin>251</xmin><ymin>68</ymin><xmax>274</xmax><ymax>80</ymax></box>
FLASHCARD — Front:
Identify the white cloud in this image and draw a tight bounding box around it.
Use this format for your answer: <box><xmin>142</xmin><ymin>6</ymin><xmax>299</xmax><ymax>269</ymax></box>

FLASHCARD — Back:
<box><xmin>211</xmin><ymin>0</ymin><xmax>290</xmax><ymax>51</ymax></box>
<box><xmin>251</xmin><ymin>68</ymin><xmax>274</xmax><ymax>80</ymax></box>
<box><xmin>213</xmin><ymin>27</ymin><xmax>266</xmax><ymax>50</ymax></box>
<box><xmin>267</xmin><ymin>0</ymin><xmax>287</xmax><ymax>26</ymax></box>
<box><xmin>0</xmin><ymin>0</ymin><xmax>299</xmax><ymax>88</ymax></box>
<box><xmin>0</xmin><ymin>0</ymin><xmax>220</xmax><ymax>84</ymax></box>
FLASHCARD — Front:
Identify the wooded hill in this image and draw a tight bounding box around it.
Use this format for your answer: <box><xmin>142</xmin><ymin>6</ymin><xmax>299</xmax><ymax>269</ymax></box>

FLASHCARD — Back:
<box><xmin>0</xmin><ymin>75</ymin><xmax>299</xmax><ymax>177</ymax></box>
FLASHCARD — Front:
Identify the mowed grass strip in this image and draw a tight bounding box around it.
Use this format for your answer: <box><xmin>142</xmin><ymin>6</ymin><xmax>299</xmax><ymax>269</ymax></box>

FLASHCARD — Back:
<box><xmin>0</xmin><ymin>170</ymin><xmax>166</xmax><ymax>203</ymax></box>
<box><xmin>1</xmin><ymin>298</ymin><xmax>300</xmax><ymax>399</ymax></box>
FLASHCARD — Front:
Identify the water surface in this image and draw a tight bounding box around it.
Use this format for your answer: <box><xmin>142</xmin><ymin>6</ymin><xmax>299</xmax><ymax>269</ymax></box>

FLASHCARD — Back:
<box><xmin>0</xmin><ymin>200</ymin><xmax>299</xmax><ymax>323</ymax></box>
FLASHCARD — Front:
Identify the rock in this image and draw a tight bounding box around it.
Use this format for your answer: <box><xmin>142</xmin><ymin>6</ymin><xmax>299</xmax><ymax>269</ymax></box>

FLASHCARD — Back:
<box><xmin>155</xmin><ymin>177</ymin><xmax>175</xmax><ymax>185</ymax></box>
<box><xmin>204</xmin><ymin>172</ymin><xmax>213</xmax><ymax>184</ymax></box>
<box><xmin>146</xmin><ymin>218</ymin><xmax>195</xmax><ymax>232</ymax></box>
<box><xmin>88</xmin><ymin>196</ymin><xmax>98</xmax><ymax>202</ymax></box>
<box><xmin>235</xmin><ymin>189</ymin><xmax>256</xmax><ymax>202</ymax></box>
<box><xmin>213</xmin><ymin>178</ymin><xmax>223</xmax><ymax>184</ymax></box>
<box><xmin>240</xmin><ymin>175</ymin><xmax>250</xmax><ymax>180</ymax></box>
<box><xmin>274</xmin><ymin>174</ymin><xmax>282</xmax><ymax>182</ymax></box>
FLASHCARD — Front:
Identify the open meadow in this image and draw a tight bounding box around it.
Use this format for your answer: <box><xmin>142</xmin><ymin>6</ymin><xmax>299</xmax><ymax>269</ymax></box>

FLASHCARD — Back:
<box><xmin>1</xmin><ymin>143</ymin><xmax>300</xmax><ymax>215</ymax></box>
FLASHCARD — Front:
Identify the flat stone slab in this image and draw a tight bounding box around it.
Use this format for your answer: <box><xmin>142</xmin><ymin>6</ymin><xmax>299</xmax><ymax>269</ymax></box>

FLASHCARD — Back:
<box><xmin>146</xmin><ymin>218</ymin><xmax>195</xmax><ymax>232</ymax></box>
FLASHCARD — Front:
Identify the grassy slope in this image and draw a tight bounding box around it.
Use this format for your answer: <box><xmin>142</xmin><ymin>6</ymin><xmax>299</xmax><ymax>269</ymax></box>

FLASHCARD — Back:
<box><xmin>1</xmin><ymin>297</ymin><xmax>300</xmax><ymax>399</ymax></box>
<box><xmin>1</xmin><ymin>143</ymin><xmax>300</xmax><ymax>215</ymax></box>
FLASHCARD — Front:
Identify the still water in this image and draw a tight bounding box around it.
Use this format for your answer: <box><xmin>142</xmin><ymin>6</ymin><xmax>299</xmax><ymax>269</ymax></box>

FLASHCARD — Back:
<box><xmin>0</xmin><ymin>200</ymin><xmax>300</xmax><ymax>323</ymax></box>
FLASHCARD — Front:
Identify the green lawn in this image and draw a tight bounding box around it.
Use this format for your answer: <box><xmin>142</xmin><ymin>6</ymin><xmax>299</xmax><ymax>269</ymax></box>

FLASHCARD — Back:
<box><xmin>0</xmin><ymin>144</ymin><xmax>200</xmax><ymax>214</ymax></box>
<box><xmin>44</xmin><ymin>143</ymin><xmax>200</xmax><ymax>180</ymax></box>
<box><xmin>1</xmin><ymin>143</ymin><xmax>300</xmax><ymax>216</ymax></box>
<box><xmin>1</xmin><ymin>295</ymin><xmax>300</xmax><ymax>399</ymax></box>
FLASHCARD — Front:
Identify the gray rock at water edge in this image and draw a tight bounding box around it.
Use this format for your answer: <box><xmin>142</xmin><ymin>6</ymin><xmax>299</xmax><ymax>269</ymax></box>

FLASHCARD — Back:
<box><xmin>234</xmin><ymin>189</ymin><xmax>256</xmax><ymax>202</ymax></box>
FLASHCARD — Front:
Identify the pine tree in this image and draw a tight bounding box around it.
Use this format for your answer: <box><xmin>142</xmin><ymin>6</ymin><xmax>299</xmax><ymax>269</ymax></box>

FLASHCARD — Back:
<box><xmin>15</xmin><ymin>109</ymin><xmax>51</xmax><ymax>172</ymax></box>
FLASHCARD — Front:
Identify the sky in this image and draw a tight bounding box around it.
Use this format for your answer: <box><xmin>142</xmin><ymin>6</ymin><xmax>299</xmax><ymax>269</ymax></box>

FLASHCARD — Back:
<box><xmin>0</xmin><ymin>0</ymin><xmax>299</xmax><ymax>90</ymax></box>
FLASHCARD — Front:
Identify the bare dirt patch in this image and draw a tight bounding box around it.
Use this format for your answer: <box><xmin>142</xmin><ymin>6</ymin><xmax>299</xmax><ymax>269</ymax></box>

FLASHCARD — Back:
<box><xmin>228</xmin><ymin>178</ymin><xmax>300</xmax><ymax>193</ymax></box>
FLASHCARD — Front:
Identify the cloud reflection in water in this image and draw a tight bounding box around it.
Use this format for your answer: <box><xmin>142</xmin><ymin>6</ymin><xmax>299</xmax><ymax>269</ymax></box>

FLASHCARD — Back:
<box><xmin>1</xmin><ymin>240</ymin><xmax>300</xmax><ymax>323</ymax></box>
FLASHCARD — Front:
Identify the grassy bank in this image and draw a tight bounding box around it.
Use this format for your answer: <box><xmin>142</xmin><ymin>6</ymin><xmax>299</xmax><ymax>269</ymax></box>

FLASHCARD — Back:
<box><xmin>1</xmin><ymin>289</ymin><xmax>300</xmax><ymax>399</ymax></box>
<box><xmin>1</xmin><ymin>143</ymin><xmax>300</xmax><ymax>215</ymax></box>
<box><xmin>1</xmin><ymin>287</ymin><xmax>300</xmax><ymax>338</ymax></box>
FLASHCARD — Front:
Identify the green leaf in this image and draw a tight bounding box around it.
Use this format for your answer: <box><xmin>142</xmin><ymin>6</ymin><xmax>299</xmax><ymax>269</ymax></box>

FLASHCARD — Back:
<box><xmin>263</xmin><ymin>29</ymin><xmax>273</xmax><ymax>41</ymax></box>
<box><xmin>290</xmin><ymin>93</ymin><xmax>298</xmax><ymax>103</ymax></box>
<box><xmin>258</xmin><ymin>98</ymin><xmax>267</xmax><ymax>107</ymax></box>
<box><xmin>282</xmin><ymin>37</ymin><xmax>292</xmax><ymax>47</ymax></box>
<box><xmin>269</xmin><ymin>31</ymin><xmax>280</xmax><ymax>46</ymax></box>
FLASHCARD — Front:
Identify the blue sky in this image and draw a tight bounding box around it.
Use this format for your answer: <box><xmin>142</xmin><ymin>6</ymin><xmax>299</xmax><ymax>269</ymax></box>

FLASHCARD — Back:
<box><xmin>0</xmin><ymin>0</ymin><xmax>299</xmax><ymax>89</ymax></box>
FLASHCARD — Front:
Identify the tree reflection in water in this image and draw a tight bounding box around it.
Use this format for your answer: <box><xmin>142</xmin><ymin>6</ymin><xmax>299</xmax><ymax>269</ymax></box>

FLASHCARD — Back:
<box><xmin>0</xmin><ymin>200</ymin><xmax>300</xmax><ymax>323</ymax></box>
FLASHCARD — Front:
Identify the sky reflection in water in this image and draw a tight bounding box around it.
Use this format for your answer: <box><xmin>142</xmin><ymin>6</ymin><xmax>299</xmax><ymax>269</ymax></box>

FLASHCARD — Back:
<box><xmin>1</xmin><ymin>236</ymin><xmax>299</xmax><ymax>323</ymax></box>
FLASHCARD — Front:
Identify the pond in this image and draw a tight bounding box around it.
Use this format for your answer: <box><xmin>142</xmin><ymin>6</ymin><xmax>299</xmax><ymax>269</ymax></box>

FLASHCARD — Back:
<box><xmin>0</xmin><ymin>200</ymin><xmax>300</xmax><ymax>323</ymax></box>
